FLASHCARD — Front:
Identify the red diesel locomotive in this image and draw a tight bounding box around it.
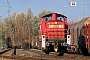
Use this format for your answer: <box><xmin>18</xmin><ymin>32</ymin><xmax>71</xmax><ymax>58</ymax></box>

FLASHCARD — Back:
<box><xmin>39</xmin><ymin>13</ymin><xmax>68</xmax><ymax>56</ymax></box>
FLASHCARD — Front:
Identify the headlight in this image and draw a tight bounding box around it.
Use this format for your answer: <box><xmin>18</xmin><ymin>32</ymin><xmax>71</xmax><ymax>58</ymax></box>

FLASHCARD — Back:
<box><xmin>49</xmin><ymin>24</ymin><xmax>64</xmax><ymax>28</ymax></box>
<box><xmin>49</xmin><ymin>25</ymin><xmax>53</xmax><ymax>28</ymax></box>
<box><xmin>59</xmin><ymin>25</ymin><xmax>64</xmax><ymax>28</ymax></box>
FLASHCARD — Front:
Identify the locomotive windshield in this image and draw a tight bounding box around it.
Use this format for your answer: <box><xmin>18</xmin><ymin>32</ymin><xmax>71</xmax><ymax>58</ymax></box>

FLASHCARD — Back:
<box><xmin>57</xmin><ymin>16</ymin><xmax>64</xmax><ymax>21</ymax></box>
<box><xmin>44</xmin><ymin>16</ymin><xmax>52</xmax><ymax>22</ymax></box>
<box><xmin>43</xmin><ymin>13</ymin><xmax>67</xmax><ymax>22</ymax></box>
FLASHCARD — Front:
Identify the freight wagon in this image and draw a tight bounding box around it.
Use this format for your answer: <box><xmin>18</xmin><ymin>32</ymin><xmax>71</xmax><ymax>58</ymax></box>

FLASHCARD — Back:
<box><xmin>67</xmin><ymin>17</ymin><xmax>90</xmax><ymax>56</ymax></box>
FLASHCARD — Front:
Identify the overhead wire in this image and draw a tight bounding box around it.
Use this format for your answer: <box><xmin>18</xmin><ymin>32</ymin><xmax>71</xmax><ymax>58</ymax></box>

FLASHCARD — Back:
<box><xmin>0</xmin><ymin>0</ymin><xmax>11</xmax><ymax>18</ymax></box>
<box><xmin>7</xmin><ymin>0</ymin><xmax>11</xmax><ymax>18</ymax></box>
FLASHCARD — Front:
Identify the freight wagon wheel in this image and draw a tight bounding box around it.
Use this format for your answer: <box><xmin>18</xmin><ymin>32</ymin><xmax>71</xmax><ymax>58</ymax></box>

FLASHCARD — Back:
<box><xmin>78</xmin><ymin>48</ymin><xmax>82</xmax><ymax>54</ymax></box>
<box><xmin>78</xmin><ymin>48</ymin><xmax>89</xmax><ymax>56</ymax></box>
<box><xmin>82</xmin><ymin>48</ymin><xmax>89</xmax><ymax>56</ymax></box>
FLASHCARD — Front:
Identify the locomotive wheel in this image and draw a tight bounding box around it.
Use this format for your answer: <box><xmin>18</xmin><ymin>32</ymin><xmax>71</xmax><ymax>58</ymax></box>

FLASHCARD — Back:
<box><xmin>45</xmin><ymin>51</ymin><xmax>50</xmax><ymax>54</ymax></box>
<box><xmin>58</xmin><ymin>52</ymin><xmax>64</xmax><ymax>56</ymax></box>
<box><xmin>79</xmin><ymin>47</ymin><xmax>89</xmax><ymax>56</ymax></box>
<box><xmin>45</xmin><ymin>46</ymin><xmax>50</xmax><ymax>54</ymax></box>
<box><xmin>82</xmin><ymin>48</ymin><xmax>89</xmax><ymax>56</ymax></box>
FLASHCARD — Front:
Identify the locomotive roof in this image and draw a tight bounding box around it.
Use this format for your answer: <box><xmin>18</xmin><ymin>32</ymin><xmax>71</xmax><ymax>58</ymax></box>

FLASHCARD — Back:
<box><xmin>42</xmin><ymin>13</ymin><xmax>67</xmax><ymax>18</ymax></box>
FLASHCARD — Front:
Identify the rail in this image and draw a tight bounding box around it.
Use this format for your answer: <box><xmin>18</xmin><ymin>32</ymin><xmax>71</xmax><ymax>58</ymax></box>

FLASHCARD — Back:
<box><xmin>0</xmin><ymin>48</ymin><xmax>11</xmax><ymax>55</ymax></box>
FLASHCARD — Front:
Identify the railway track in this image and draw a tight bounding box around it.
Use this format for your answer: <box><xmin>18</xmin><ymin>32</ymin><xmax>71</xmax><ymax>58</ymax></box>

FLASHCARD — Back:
<box><xmin>25</xmin><ymin>49</ymin><xmax>90</xmax><ymax>60</ymax></box>
<box><xmin>0</xmin><ymin>49</ymin><xmax>59</xmax><ymax>60</ymax></box>
<box><xmin>0</xmin><ymin>49</ymin><xmax>14</xmax><ymax>60</ymax></box>
<box><xmin>0</xmin><ymin>49</ymin><xmax>90</xmax><ymax>60</ymax></box>
<box><xmin>0</xmin><ymin>49</ymin><xmax>14</xmax><ymax>56</ymax></box>
<box><xmin>0</xmin><ymin>49</ymin><xmax>11</xmax><ymax>55</ymax></box>
<box><xmin>27</xmin><ymin>49</ymin><xmax>58</xmax><ymax>57</ymax></box>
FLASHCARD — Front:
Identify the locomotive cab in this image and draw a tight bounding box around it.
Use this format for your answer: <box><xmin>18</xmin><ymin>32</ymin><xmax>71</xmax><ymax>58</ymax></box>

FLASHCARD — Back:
<box><xmin>40</xmin><ymin>13</ymin><xmax>68</xmax><ymax>56</ymax></box>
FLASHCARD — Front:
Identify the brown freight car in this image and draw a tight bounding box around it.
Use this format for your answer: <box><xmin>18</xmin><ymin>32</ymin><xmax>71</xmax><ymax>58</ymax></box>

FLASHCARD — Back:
<box><xmin>67</xmin><ymin>17</ymin><xmax>90</xmax><ymax>56</ymax></box>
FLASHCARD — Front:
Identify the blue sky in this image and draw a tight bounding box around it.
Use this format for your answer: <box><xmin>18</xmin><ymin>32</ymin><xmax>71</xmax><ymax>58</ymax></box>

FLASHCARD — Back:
<box><xmin>0</xmin><ymin>0</ymin><xmax>90</xmax><ymax>21</ymax></box>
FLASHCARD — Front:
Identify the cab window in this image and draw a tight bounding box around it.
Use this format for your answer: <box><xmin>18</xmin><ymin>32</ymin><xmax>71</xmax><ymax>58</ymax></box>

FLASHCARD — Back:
<box><xmin>44</xmin><ymin>16</ymin><xmax>52</xmax><ymax>22</ymax></box>
<box><xmin>57</xmin><ymin>16</ymin><xmax>64</xmax><ymax>21</ymax></box>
